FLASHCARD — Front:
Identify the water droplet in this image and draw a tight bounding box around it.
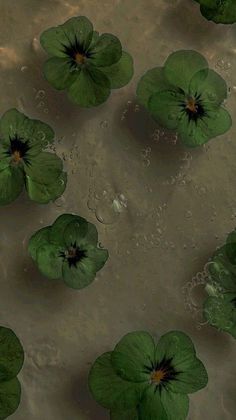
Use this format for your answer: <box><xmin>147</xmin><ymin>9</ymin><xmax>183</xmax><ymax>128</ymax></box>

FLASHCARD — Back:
<box><xmin>32</xmin><ymin>37</ymin><xmax>40</xmax><ymax>53</ymax></box>
<box><xmin>100</xmin><ymin>120</ymin><xmax>108</xmax><ymax>128</ymax></box>
<box><xmin>21</xmin><ymin>66</ymin><xmax>28</xmax><ymax>72</ymax></box>
<box><xmin>35</xmin><ymin>90</ymin><xmax>45</xmax><ymax>100</ymax></box>
<box><xmin>95</xmin><ymin>201</ymin><xmax>120</xmax><ymax>224</ymax></box>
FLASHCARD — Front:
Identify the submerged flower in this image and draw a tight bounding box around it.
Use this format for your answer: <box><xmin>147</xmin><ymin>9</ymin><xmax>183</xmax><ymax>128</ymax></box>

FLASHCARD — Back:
<box><xmin>40</xmin><ymin>16</ymin><xmax>134</xmax><ymax>107</ymax></box>
<box><xmin>28</xmin><ymin>213</ymin><xmax>109</xmax><ymax>289</ymax></box>
<box><xmin>194</xmin><ymin>0</ymin><xmax>236</xmax><ymax>24</ymax></box>
<box><xmin>89</xmin><ymin>330</ymin><xmax>208</xmax><ymax>419</ymax></box>
<box><xmin>136</xmin><ymin>50</ymin><xmax>231</xmax><ymax>147</ymax></box>
<box><xmin>0</xmin><ymin>326</ymin><xmax>24</xmax><ymax>419</ymax></box>
<box><xmin>0</xmin><ymin>109</ymin><xmax>66</xmax><ymax>205</ymax></box>
<box><xmin>204</xmin><ymin>230</ymin><xmax>236</xmax><ymax>338</ymax></box>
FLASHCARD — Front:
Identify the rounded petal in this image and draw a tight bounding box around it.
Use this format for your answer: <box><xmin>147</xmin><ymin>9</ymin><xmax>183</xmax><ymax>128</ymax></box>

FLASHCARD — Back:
<box><xmin>28</xmin><ymin>226</ymin><xmax>51</xmax><ymax>261</ymax></box>
<box><xmin>43</xmin><ymin>57</ymin><xmax>78</xmax><ymax>90</ymax></box>
<box><xmin>101</xmin><ymin>51</ymin><xmax>134</xmax><ymax>89</ymax></box>
<box><xmin>0</xmin><ymin>166</ymin><xmax>24</xmax><ymax>205</ymax></box>
<box><xmin>23</xmin><ymin>152</ymin><xmax>63</xmax><ymax>185</ymax></box>
<box><xmin>168</xmin><ymin>357</ymin><xmax>208</xmax><ymax>394</ymax></box>
<box><xmin>160</xmin><ymin>390</ymin><xmax>189</xmax><ymax>420</ymax></box>
<box><xmin>164</xmin><ymin>50</ymin><xmax>208</xmax><ymax>92</ymax></box>
<box><xmin>36</xmin><ymin>244</ymin><xmax>63</xmax><ymax>279</ymax></box>
<box><xmin>25</xmin><ymin>172</ymin><xmax>67</xmax><ymax>204</ymax></box>
<box><xmin>111</xmin><ymin>331</ymin><xmax>156</xmax><ymax>382</ymax></box>
<box><xmin>203</xmin><ymin>294</ymin><xmax>236</xmax><ymax>337</ymax></box>
<box><xmin>148</xmin><ymin>90</ymin><xmax>184</xmax><ymax>130</ymax></box>
<box><xmin>88</xmin><ymin>33</ymin><xmax>122</xmax><ymax>67</ymax></box>
<box><xmin>62</xmin><ymin>258</ymin><xmax>96</xmax><ymax>289</ymax></box>
<box><xmin>83</xmin><ymin>222</ymin><xmax>98</xmax><ymax>245</ymax></box>
<box><xmin>67</xmin><ymin>66</ymin><xmax>111</xmax><ymax>107</ymax></box>
<box><xmin>0</xmin><ymin>377</ymin><xmax>21</xmax><ymax>420</ymax></box>
<box><xmin>138</xmin><ymin>386</ymin><xmax>167</xmax><ymax>420</ymax></box>
<box><xmin>189</xmin><ymin>69</ymin><xmax>228</xmax><ymax>106</ymax></box>
<box><xmin>200</xmin><ymin>1</ymin><xmax>236</xmax><ymax>24</ymax></box>
<box><xmin>0</xmin><ymin>326</ymin><xmax>24</xmax><ymax>381</ymax></box>
<box><xmin>110</xmin><ymin>407</ymin><xmax>139</xmax><ymax>420</ymax></box>
<box><xmin>136</xmin><ymin>67</ymin><xmax>174</xmax><ymax>108</ymax></box>
<box><xmin>0</xmin><ymin>145</ymin><xmax>11</xmax><ymax>171</ymax></box>
<box><xmin>50</xmin><ymin>214</ymin><xmax>87</xmax><ymax>245</ymax></box>
<box><xmin>63</xmin><ymin>218</ymin><xmax>89</xmax><ymax>247</ymax></box>
<box><xmin>85</xmin><ymin>245</ymin><xmax>109</xmax><ymax>271</ymax></box>
<box><xmin>0</xmin><ymin>108</ymin><xmax>26</xmax><ymax>143</ymax></box>
<box><xmin>62</xmin><ymin>16</ymin><xmax>93</xmax><ymax>49</ymax></box>
<box><xmin>88</xmin><ymin>352</ymin><xmax>144</xmax><ymax>410</ymax></box>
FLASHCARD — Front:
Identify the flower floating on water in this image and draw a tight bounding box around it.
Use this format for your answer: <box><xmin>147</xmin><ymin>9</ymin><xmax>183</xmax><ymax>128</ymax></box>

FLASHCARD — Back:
<box><xmin>0</xmin><ymin>109</ymin><xmax>66</xmax><ymax>205</ymax></box>
<box><xmin>137</xmin><ymin>50</ymin><xmax>232</xmax><ymax>147</ymax></box>
<box><xmin>0</xmin><ymin>326</ymin><xmax>24</xmax><ymax>419</ymax></box>
<box><xmin>89</xmin><ymin>330</ymin><xmax>208</xmax><ymax>419</ymax></box>
<box><xmin>194</xmin><ymin>0</ymin><xmax>236</xmax><ymax>24</ymax></box>
<box><xmin>29</xmin><ymin>213</ymin><xmax>109</xmax><ymax>289</ymax></box>
<box><xmin>40</xmin><ymin>16</ymin><xmax>134</xmax><ymax>107</ymax></box>
<box><xmin>204</xmin><ymin>230</ymin><xmax>236</xmax><ymax>338</ymax></box>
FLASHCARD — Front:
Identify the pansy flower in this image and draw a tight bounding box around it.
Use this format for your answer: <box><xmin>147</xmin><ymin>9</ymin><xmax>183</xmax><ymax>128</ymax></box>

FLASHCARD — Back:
<box><xmin>0</xmin><ymin>326</ymin><xmax>24</xmax><ymax>419</ymax></box>
<box><xmin>194</xmin><ymin>0</ymin><xmax>236</xmax><ymax>24</ymax></box>
<box><xmin>204</xmin><ymin>230</ymin><xmax>236</xmax><ymax>338</ymax></box>
<box><xmin>0</xmin><ymin>109</ymin><xmax>67</xmax><ymax>205</ymax></box>
<box><xmin>136</xmin><ymin>50</ymin><xmax>231</xmax><ymax>147</ymax></box>
<box><xmin>40</xmin><ymin>16</ymin><xmax>134</xmax><ymax>107</ymax></box>
<box><xmin>28</xmin><ymin>213</ymin><xmax>109</xmax><ymax>289</ymax></box>
<box><xmin>89</xmin><ymin>330</ymin><xmax>208</xmax><ymax>419</ymax></box>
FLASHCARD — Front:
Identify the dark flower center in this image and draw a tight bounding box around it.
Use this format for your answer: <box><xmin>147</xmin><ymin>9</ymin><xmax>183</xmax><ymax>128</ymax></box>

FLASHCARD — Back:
<box><xmin>144</xmin><ymin>357</ymin><xmax>179</xmax><ymax>389</ymax></box>
<box><xmin>181</xmin><ymin>95</ymin><xmax>206</xmax><ymax>122</ymax></box>
<box><xmin>59</xmin><ymin>241</ymin><xmax>86</xmax><ymax>268</ymax></box>
<box><xmin>7</xmin><ymin>135</ymin><xmax>30</xmax><ymax>164</ymax></box>
<box><xmin>61</xmin><ymin>34</ymin><xmax>92</xmax><ymax>68</ymax></box>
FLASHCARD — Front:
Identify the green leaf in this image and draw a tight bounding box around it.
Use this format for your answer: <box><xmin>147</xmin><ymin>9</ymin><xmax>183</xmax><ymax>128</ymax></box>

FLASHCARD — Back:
<box><xmin>88</xmin><ymin>33</ymin><xmax>122</xmax><ymax>67</ymax></box>
<box><xmin>63</xmin><ymin>218</ymin><xmax>89</xmax><ymax>247</ymax></box>
<box><xmin>148</xmin><ymin>90</ymin><xmax>184</xmax><ymax>130</ymax></box>
<box><xmin>164</xmin><ymin>50</ymin><xmax>208</xmax><ymax>92</ymax></box>
<box><xmin>110</xmin><ymin>407</ymin><xmax>139</xmax><ymax>420</ymax></box>
<box><xmin>50</xmin><ymin>214</ymin><xmax>87</xmax><ymax>245</ymax></box>
<box><xmin>189</xmin><ymin>69</ymin><xmax>228</xmax><ymax>106</ymax></box>
<box><xmin>111</xmin><ymin>331</ymin><xmax>156</xmax><ymax>382</ymax></box>
<box><xmin>67</xmin><ymin>65</ymin><xmax>111</xmax><ymax>107</ymax></box>
<box><xmin>25</xmin><ymin>171</ymin><xmax>67</xmax><ymax>204</ymax></box>
<box><xmin>203</xmin><ymin>294</ymin><xmax>236</xmax><ymax>337</ymax></box>
<box><xmin>0</xmin><ymin>326</ymin><xmax>24</xmax><ymax>382</ymax></box>
<box><xmin>23</xmin><ymin>152</ymin><xmax>63</xmax><ymax>185</ymax></box>
<box><xmin>138</xmin><ymin>386</ymin><xmax>167</xmax><ymax>420</ymax></box>
<box><xmin>88</xmin><ymin>352</ymin><xmax>144</xmax><ymax>410</ymax></box>
<box><xmin>62</xmin><ymin>258</ymin><xmax>96</xmax><ymax>289</ymax></box>
<box><xmin>28</xmin><ymin>226</ymin><xmax>51</xmax><ymax>261</ymax></box>
<box><xmin>43</xmin><ymin>57</ymin><xmax>78</xmax><ymax>90</ymax></box>
<box><xmin>22</xmin><ymin>119</ymin><xmax>54</xmax><ymax>149</ymax></box>
<box><xmin>0</xmin><ymin>109</ymin><xmax>26</xmax><ymax>143</ymax></box>
<box><xmin>101</xmin><ymin>51</ymin><xmax>134</xmax><ymax>89</ymax></box>
<box><xmin>136</xmin><ymin>67</ymin><xmax>174</xmax><ymax>108</ymax></box>
<box><xmin>0</xmin><ymin>166</ymin><xmax>24</xmax><ymax>206</ymax></box>
<box><xmin>0</xmin><ymin>377</ymin><xmax>21</xmax><ymax>420</ymax></box>
<box><xmin>200</xmin><ymin>1</ymin><xmax>236</xmax><ymax>24</ymax></box>
<box><xmin>208</xmin><ymin>246</ymin><xmax>236</xmax><ymax>293</ymax></box>
<box><xmin>36</xmin><ymin>244</ymin><xmax>63</xmax><ymax>279</ymax></box>
<box><xmin>85</xmin><ymin>245</ymin><xmax>109</xmax><ymax>271</ymax></box>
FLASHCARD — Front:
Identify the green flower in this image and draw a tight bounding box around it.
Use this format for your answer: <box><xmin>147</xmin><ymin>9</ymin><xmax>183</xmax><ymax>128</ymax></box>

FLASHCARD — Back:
<box><xmin>203</xmin><ymin>230</ymin><xmax>236</xmax><ymax>338</ymax></box>
<box><xmin>194</xmin><ymin>0</ymin><xmax>236</xmax><ymax>24</ymax></box>
<box><xmin>89</xmin><ymin>330</ymin><xmax>208</xmax><ymax>419</ymax></box>
<box><xmin>136</xmin><ymin>50</ymin><xmax>231</xmax><ymax>147</ymax></box>
<box><xmin>40</xmin><ymin>16</ymin><xmax>134</xmax><ymax>107</ymax></box>
<box><xmin>28</xmin><ymin>213</ymin><xmax>109</xmax><ymax>289</ymax></box>
<box><xmin>0</xmin><ymin>326</ymin><xmax>24</xmax><ymax>419</ymax></box>
<box><xmin>0</xmin><ymin>109</ymin><xmax>67</xmax><ymax>205</ymax></box>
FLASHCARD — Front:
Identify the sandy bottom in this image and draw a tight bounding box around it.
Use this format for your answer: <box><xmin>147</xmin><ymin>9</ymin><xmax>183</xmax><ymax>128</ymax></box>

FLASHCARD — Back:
<box><xmin>0</xmin><ymin>0</ymin><xmax>236</xmax><ymax>419</ymax></box>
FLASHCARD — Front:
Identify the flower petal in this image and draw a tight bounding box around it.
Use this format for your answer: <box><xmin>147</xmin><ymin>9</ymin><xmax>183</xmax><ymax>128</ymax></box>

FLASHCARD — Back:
<box><xmin>0</xmin><ymin>378</ymin><xmax>21</xmax><ymax>420</ymax></box>
<box><xmin>101</xmin><ymin>51</ymin><xmax>134</xmax><ymax>89</ymax></box>
<box><xmin>63</xmin><ymin>218</ymin><xmax>90</xmax><ymax>247</ymax></box>
<box><xmin>43</xmin><ymin>57</ymin><xmax>78</xmax><ymax>90</ymax></box>
<box><xmin>148</xmin><ymin>90</ymin><xmax>184</xmax><ymax>130</ymax></box>
<box><xmin>85</xmin><ymin>245</ymin><xmax>109</xmax><ymax>271</ymax></box>
<box><xmin>62</xmin><ymin>16</ymin><xmax>93</xmax><ymax>50</ymax></box>
<box><xmin>111</xmin><ymin>331</ymin><xmax>156</xmax><ymax>382</ymax></box>
<box><xmin>36</xmin><ymin>244</ymin><xmax>63</xmax><ymax>279</ymax></box>
<box><xmin>62</xmin><ymin>259</ymin><xmax>96</xmax><ymax>289</ymax></box>
<box><xmin>88</xmin><ymin>352</ymin><xmax>144</xmax><ymax>410</ymax></box>
<box><xmin>160</xmin><ymin>390</ymin><xmax>189</xmax><ymax>420</ymax></box>
<box><xmin>189</xmin><ymin>68</ymin><xmax>228</xmax><ymax>106</ymax></box>
<box><xmin>200</xmin><ymin>1</ymin><xmax>236</xmax><ymax>24</ymax></box>
<box><xmin>25</xmin><ymin>172</ymin><xmax>67</xmax><ymax>204</ymax></box>
<box><xmin>50</xmin><ymin>214</ymin><xmax>87</xmax><ymax>245</ymax></box>
<box><xmin>88</xmin><ymin>33</ymin><xmax>122</xmax><ymax>67</ymax></box>
<box><xmin>208</xmin><ymin>245</ymin><xmax>236</xmax><ymax>293</ymax></box>
<box><xmin>0</xmin><ymin>326</ymin><xmax>24</xmax><ymax>381</ymax></box>
<box><xmin>67</xmin><ymin>65</ymin><xmax>111</xmax><ymax>107</ymax></box>
<box><xmin>168</xmin><ymin>357</ymin><xmax>208</xmax><ymax>394</ymax></box>
<box><xmin>178</xmin><ymin>107</ymin><xmax>232</xmax><ymax>147</ymax></box>
<box><xmin>138</xmin><ymin>386</ymin><xmax>167</xmax><ymax>420</ymax></box>
<box><xmin>203</xmin><ymin>294</ymin><xmax>236</xmax><ymax>337</ymax></box>
<box><xmin>23</xmin><ymin>152</ymin><xmax>63</xmax><ymax>185</ymax></box>
<box><xmin>136</xmin><ymin>67</ymin><xmax>174</xmax><ymax>108</ymax></box>
<box><xmin>0</xmin><ymin>108</ymin><xmax>26</xmax><ymax>144</ymax></box>
<box><xmin>28</xmin><ymin>226</ymin><xmax>51</xmax><ymax>261</ymax></box>
<box><xmin>164</xmin><ymin>50</ymin><xmax>208</xmax><ymax>92</ymax></box>
<box><xmin>0</xmin><ymin>166</ymin><xmax>24</xmax><ymax>205</ymax></box>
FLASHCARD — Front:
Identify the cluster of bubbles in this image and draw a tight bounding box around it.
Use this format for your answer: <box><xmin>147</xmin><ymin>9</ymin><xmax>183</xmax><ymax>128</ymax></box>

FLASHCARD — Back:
<box><xmin>34</xmin><ymin>88</ymin><xmax>49</xmax><ymax>114</ymax></box>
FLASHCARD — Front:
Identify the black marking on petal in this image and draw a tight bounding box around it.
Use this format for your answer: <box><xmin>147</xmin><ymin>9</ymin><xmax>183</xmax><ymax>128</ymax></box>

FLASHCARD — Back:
<box><xmin>150</xmin><ymin>357</ymin><xmax>180</xmax><ymax>389</ymax></box>
<box><xmin>6</xmin><ymin>135</ymin><xmax>31</xmax><ymax>164</ymax></box>
<box><xmin>60</xmin><ymin>31</ymin><xmax>93</xmax><ymax>69</ymax></box>
<box><xmin>59</xmin><ymin>241</ymin><xmax>87</xmax><ymax>268</ymax></box>
<box><xmin>180</xmin><ymin>94</ymin><xmax>207</xmax><ymax>123</ymax></box>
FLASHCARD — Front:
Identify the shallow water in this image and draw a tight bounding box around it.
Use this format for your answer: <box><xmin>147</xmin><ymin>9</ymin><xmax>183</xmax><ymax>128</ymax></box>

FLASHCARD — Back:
<box><xmin>0</xmin><ymin>0</ymin><xmax>236</xmax><ymax>419</ymax></box>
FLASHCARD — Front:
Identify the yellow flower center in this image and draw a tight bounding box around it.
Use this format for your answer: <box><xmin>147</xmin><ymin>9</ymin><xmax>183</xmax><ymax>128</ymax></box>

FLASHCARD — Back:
<box><xmin>75</xmin><ymin>52</ymin><xmax>86</xmax><ymax>65</ymax></box>
<box><xmin>12</xmin><ymin>150</ymin><xmax>22</xmax><ymax>163</ymax></box>
<box><xmin>186</xmin><ymin>98</ymin><xmax>198</xmax><ymax>113</ymax></box>
<box><xmin>150</xmin><ymin>369</ymin><xmax>166</xmax><ymax>384</ymax></box>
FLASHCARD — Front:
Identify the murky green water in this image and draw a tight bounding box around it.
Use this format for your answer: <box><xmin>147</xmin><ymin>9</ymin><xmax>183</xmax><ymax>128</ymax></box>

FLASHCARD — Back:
<box><xmin>0</xmin><ymin>0</ymin><xmax>236</xmax><ymax>419</ymax></box>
